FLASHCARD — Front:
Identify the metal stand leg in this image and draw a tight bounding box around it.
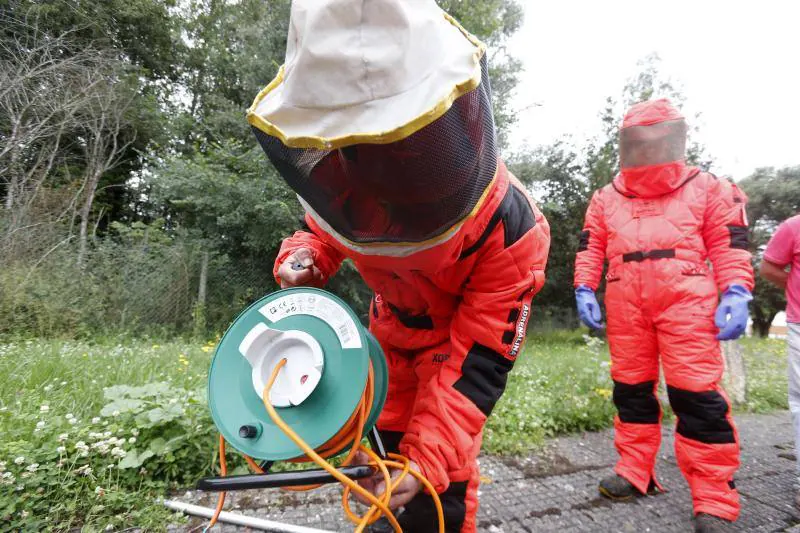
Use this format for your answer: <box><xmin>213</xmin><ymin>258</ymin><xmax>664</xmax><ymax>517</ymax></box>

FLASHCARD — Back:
<box><xmin>367</xmin><ymin>426</ymin><xmax>387</xmax><ymax>460</ymax></box>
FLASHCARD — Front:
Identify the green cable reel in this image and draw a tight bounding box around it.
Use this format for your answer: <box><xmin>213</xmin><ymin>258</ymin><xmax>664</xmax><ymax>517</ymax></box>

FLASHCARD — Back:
<box><xmin>207</xmin><ymin>288</ymin><xmax>388</xmax><ymax>461</ymax></box>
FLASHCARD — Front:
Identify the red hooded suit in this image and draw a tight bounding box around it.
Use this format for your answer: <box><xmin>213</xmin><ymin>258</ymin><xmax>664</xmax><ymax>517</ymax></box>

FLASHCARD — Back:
<box><xmin>574</xmin><ymin>99</ymin><xmax>753</xmax><ymax>521</ymax></box>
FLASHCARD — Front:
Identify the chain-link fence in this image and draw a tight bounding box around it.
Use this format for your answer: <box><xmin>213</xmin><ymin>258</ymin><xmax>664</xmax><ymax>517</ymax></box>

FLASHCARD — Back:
<box><xmin>0</xmin><ymin>223</ymin><xmax>571</xmax><ymax>338</ymax></box>
<box><xmin>0</xmin><ymin>233</ymin><xmax>277</xmax><ymax>337</ymax></box>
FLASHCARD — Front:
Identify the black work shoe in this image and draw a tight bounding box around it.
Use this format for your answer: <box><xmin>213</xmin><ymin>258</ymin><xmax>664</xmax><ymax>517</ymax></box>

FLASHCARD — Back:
<box><xmin>694</xmin><ymin>513</ymin><xmax>734</xmax><ymax>532</ymax></box>
<box><xmin>598</xmin><ymin>474</ymin><xmax>656</xmax><ymax>500</ymax></box>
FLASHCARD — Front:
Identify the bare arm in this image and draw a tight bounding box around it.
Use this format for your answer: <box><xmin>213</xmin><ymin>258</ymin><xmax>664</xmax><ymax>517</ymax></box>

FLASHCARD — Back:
<box><xmin>760</xmin><ymin>259</ymin><xmax>789</xmax><ymax>290</ymax></box>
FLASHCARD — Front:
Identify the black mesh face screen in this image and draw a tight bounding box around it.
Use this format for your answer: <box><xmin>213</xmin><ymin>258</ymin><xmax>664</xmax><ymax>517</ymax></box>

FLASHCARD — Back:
<box><xmin>252</xmin><ymin>55</ymin><xmax>497</xmax><ymax>244</ymax></box>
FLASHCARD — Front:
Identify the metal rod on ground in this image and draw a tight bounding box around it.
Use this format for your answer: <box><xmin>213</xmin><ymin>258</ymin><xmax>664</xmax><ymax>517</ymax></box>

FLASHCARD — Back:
<box><xmin>161</xmin><ymin>499</ymin><xmax>335</xmax><ymax>533</ymax></box>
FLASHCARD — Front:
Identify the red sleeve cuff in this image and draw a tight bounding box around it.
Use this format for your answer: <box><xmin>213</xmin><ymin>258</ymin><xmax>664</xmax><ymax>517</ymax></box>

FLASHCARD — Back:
<box><xmin>398</xmin><ymin>438</ymin><xmax>450</xmax><ymax>494</ymax></box>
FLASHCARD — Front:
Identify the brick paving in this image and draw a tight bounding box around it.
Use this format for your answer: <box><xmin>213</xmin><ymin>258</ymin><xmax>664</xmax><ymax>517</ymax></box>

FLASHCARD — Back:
<box><xmin>171</xmin><ymin>411</ymin><xmax>800</xmax><ymax>532</ymax></box>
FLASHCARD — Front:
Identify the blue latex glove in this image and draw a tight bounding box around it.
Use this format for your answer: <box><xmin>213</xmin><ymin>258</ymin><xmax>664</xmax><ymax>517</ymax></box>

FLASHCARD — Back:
<box><xmin>715</xmin><ymin>284</ymin><xmax>753</xmax><ymax>340</ymax></box>
<box><xmin>575</xmin><ymin>285</ymin><xmax>603</xmax><ymax>330</ymax></box>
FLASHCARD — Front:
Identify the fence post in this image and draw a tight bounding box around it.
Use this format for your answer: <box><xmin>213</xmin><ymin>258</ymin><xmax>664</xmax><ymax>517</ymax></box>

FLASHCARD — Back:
<box><xmin>193</xmin><ymin>250</ymin><xmax>209</xmax><ymax>337</ymax></box>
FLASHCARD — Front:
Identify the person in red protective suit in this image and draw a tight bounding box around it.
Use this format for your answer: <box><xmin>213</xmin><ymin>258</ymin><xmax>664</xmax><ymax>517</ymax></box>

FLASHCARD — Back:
<box><xmin>247</xmin><ymin>1</ymin><xmax>551</xmax><ymax>531</ymax></box>
<box><xmin>574</xmin><ymin>99</ymin><xmax>753</xmax><ymax>533</ymax></box>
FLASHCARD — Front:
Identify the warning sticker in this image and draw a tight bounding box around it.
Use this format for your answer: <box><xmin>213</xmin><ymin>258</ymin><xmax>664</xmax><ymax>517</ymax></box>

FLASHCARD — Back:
<box><xmin>258</xmin><ymin>293</ymin><xmax>362</xmax><ymax>349</ymax></box>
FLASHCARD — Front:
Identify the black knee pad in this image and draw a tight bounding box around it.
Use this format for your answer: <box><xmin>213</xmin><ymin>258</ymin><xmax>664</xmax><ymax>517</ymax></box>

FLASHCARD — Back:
<box><xmin>613</xmin><ymin>380</ymin><xmax>660</xmax><ymax>424</ymax></box>
<box><xmin>666</xmin><ymin>385</ymin><xmax>735</xmax><ymax>444</ymax></box>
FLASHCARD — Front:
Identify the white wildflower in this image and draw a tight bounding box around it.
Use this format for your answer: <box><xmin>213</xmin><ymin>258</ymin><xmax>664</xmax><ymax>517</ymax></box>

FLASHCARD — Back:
<box><xmin>15</xmin><ymin>485</ymin><xmax>24</xmax><ymax>491</ymax></box>
<box><xmin>75</xmin><ymin>465</ymin><xmax>92</xmax><ymax>476</ymax></box>
<box><xmin>20</xmin><ymin>510</ymin><xmax>29</xmax><ymax>519</ymax></box>
<box><xmin>128</xmin><ymin>437</ymin><xmax>136</xmax><ymax>444</ymax></box>
<box><xmin>14</xmin><ymin>456</ymin><xmax>24</xmax><ymax>465</ymax></box>
<box><xmin>0</xmin><ymin>461</ymin><xmax>5</xmax><ymax>471</ymax></box>
<box><xmin>36</xmin><ymin>421</ymin><xmax>45</xmax><ymax>429</ymax></box>
<box><xmin>131</xmin><ymin>429</ymin><xmax>140</xmax><ymax>437</ymax></box>
<box><xmin>60</xmin><ymin>381</ymin><xmax>67</xmax><ymax>386</ymax></box>
<box><xmin>26</xmin><ymin>463</ymin><xmax>38</xmax><ymax>473</ymax></box>
<box><xmin>92</xmin><ymin>417</ymin><xmax>101</xmax><ymax>424</ymax></box>
<box><xmin>44</xmin><ymin>384</ymin><xmax>53</xmax><ymax>392</ymax></box>
<box><xmin>68</xmin><ymin>418</ymin><xmax>77</xmax><ymax>425</ymax></box>
<box><xmin>40</xmin><ymin>405</ymin><xmax>49</xmax><ymax>412</ymax></box>
<box><xmin>111</xmin><ymin>447</ymin><xmax>126</xmax><ymax>459</ymax></box>
<box><xmin>65</xmin><ymin>413</ymin><xmax>74</xmax><ymax>420</ymax></box>
<box><xmin>21</xmin><ymin>472</ymin><xmax>31</xmax><ymax>478</ymax></box>
<box><xmin>103</xmin><ymin>431</ymin><xmax>112</xmax><ymax>438</ymax></box>
<box><xmin>57</xmin><ymin>446</ymin><xmax>66</xmax><ymax>454</ymax></box>
<box><xmin>58</xmin><ymin>433</ymin><xmax>68</xmax><ymax>442</ymax></box>
<box><xmin>95</xmin><ymin>486</ymin><xmax>105</xmax><ymax>496</ymax></box>
<box><xmin>112</xmin><ymin>410</ymin><xmax>120</xmax><ymax>417</ymax></box>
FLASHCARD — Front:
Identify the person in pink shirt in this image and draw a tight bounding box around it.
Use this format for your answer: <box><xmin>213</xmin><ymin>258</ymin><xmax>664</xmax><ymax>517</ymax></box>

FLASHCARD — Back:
<box><xmin>761</xmin><ymin>213</ymin><xmax>800</xmax><ymax>507</ymax></box>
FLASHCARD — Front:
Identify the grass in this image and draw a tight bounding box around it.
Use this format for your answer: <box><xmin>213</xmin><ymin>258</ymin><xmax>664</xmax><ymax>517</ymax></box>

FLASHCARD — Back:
<box><xmin>0</xmin><ymin>338</ymin><xmax>218</xmax><ymax>531</ymax></box>
<box><xmin>0</xmin><ymin>332</ymin><xmax>789</xmax><ymax>529</ymax></box>
<box><xmin>740</xmin><ymin>335</ymin><xmax>790</xmax><ymax>412</ymax></box>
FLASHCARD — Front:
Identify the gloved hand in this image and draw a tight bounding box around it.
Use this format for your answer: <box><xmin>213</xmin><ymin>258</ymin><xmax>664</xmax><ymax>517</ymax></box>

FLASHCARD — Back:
<box><xmin>276</xmin><ymin>247</ymin><xmax>324</xmax><ymax>288</ymax></box>
<box><xmin>715</xmin><ymin>284</ymin><xmax>753</xmax><ymax>340</ymax></box>
<box><xmin>575</xmin><ymin>285</ymin><xmax>603</xmax><ymax>330</ymax></box>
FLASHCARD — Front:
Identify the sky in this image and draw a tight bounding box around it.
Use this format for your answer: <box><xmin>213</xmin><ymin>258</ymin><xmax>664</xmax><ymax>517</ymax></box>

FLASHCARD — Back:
<box><xmin>507</xmin><ymin>0</ymin><xmax>800</xmax><ymax>179</ymax></box>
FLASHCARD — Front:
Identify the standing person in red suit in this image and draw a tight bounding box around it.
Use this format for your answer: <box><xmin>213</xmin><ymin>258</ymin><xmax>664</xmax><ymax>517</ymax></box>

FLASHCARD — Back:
<box><xmin>574</xmin><ymin>98</ymin><xmax>753</xmax><ymax>532</ymax></box>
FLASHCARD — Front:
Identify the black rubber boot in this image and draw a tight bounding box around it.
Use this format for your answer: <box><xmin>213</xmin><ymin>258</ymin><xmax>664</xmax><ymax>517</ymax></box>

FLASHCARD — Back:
<box><xmin>694</xmin><ymin>513</ymin><xmax>734</xmax><ymax>532</ymax></box>
<box><xmin>598</xmin><ymin>474</ymin><xmax>657</xmax><ymax>500</ymax></box>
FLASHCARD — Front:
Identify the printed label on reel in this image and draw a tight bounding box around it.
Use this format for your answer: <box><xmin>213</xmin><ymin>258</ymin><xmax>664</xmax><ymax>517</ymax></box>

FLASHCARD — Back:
<box><xmin>258</xmin><ymin>293</ymin><xmax>362</xmax><ymax>349</ymax></box>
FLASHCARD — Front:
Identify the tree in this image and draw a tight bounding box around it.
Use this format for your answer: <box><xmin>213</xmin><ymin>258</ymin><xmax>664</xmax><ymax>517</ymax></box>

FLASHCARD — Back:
<box><xmin>0</xmin><ymin>0</ymin><xmax>182</xmax><ymax>80</ymax></box>
<box><xmin>511</xmin><ymin>144</ymin><xmax>588</xmax><ymax>317</ymax></box>
<box><xmin>0</xmin><ymin>32</ymin><xmax>91</xmax><ymax>222</ymax></box>
<box><xmin>171</xmin><ymin>0</ymin><xmax>291</xmax><ymax>149</ymax></box>
<box><xmin>437</xmin><ymin>0</ymin><xmax>524</xmax><ymax>149</ymax></box>
<box><xmin>739</xmin><ymin>166</ymin><xmax>800</xmax><ymax>336</ymax></box>
<box><xmin>75</xmin><ymin>68</ymin><xmax>140</xmax><ymax>266</ymax></box>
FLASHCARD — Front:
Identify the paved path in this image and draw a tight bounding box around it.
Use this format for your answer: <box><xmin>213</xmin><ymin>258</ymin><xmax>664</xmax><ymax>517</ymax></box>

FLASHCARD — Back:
<box><xmin>173</xmin><ymin>411</ymin><xmax>800</xmax><ymax>532</ymax></box>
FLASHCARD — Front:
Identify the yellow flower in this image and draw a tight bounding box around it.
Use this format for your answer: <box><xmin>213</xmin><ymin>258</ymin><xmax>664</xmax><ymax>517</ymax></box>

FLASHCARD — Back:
<box><xmin>201</xmin><ymin>346</ymin><xmax>212</xmax><ymax>353</ymax></box>
<box><xmin>594</xmin><ymin>388</ymin><xmax>612</xmax><ymax>399</ymax></box>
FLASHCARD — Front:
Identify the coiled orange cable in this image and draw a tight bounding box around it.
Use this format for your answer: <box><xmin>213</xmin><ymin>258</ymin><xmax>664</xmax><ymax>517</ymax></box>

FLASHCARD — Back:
<box><xmin>206</xmin><ymin>358</ymin><xmax>444</xmax><ymax>532</ymax></box>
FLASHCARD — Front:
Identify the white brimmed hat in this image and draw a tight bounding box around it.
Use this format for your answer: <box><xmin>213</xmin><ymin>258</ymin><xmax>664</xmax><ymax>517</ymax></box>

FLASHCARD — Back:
<box><xmin>247</xmin><ymin>0</ymin><xmax>486</xmax><ymax>149</ymax></box>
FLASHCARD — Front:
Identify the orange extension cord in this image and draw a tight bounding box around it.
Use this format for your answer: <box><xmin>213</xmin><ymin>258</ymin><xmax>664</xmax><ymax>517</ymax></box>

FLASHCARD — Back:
<box><xmin>204</xmin><ymin>358</ymin><xmax>444</xmax><ymax>532</ymax></box>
